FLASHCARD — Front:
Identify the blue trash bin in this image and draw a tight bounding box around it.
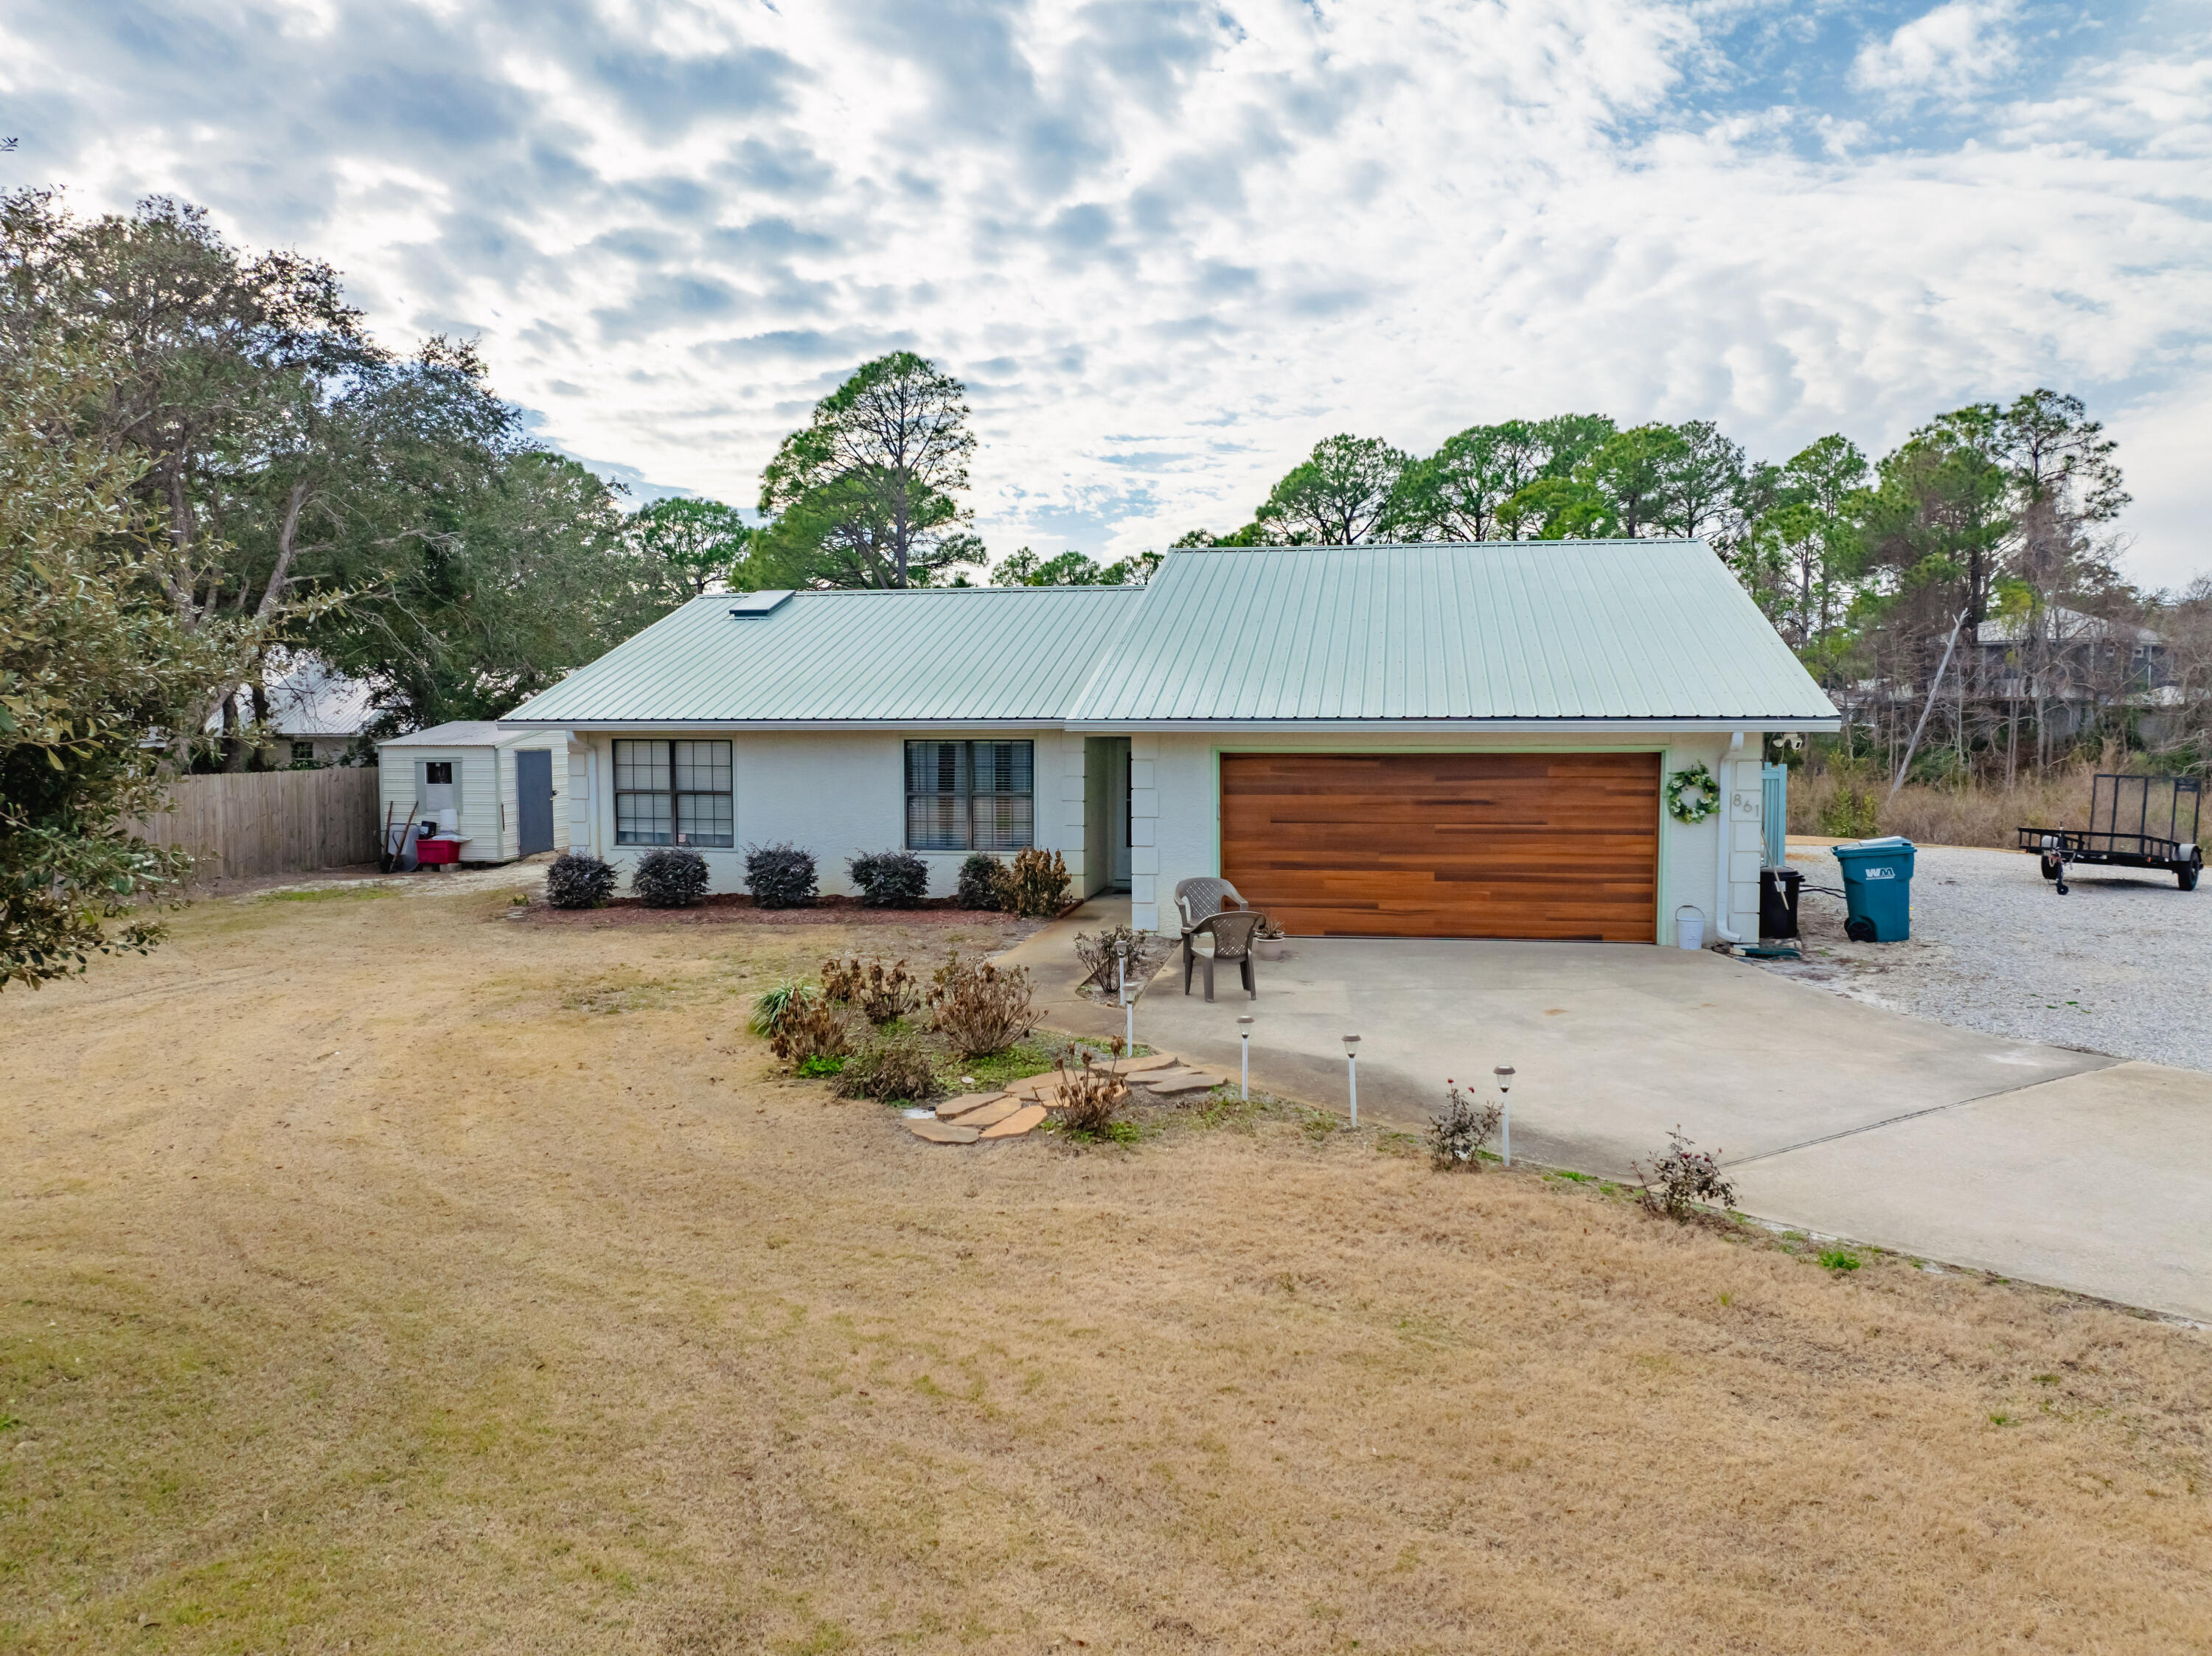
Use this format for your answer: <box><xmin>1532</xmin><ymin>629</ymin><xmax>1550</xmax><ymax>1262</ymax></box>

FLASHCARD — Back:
<box><xmin>1832</xmin><ymin>835</ymin><xmax>1916</xmax><ymax>942</ymax></box>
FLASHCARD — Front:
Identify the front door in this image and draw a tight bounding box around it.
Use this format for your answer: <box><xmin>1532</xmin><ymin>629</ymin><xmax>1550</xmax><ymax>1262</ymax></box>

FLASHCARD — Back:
<box><xmin>1110</xmin><ymin>738</ymin><xmax>1133</xmax><ymax>886</ymax></box>
<box><xmin>515</xmin><ymin>748</ymin><xmax>556</xmax><ymax>856</ymax></box>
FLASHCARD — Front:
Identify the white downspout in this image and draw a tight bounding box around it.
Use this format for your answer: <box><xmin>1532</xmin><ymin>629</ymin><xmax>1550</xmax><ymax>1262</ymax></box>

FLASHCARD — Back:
<box><xmin>1714</xmin><ymin>731</ymin><xmax>1746</xmax><ymax>944</ymax></box>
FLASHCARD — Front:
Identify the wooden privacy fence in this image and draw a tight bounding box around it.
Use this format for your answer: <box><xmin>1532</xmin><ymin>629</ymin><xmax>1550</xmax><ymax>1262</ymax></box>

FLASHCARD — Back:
<box><xmin>131</xmin><ymin>768</ymin><xmax>381</xmax><ymax>883</ymax></box>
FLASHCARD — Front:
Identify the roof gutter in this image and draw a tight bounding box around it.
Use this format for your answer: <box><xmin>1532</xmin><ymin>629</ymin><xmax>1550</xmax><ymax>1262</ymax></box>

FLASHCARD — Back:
<box><xmin>499</xmin><ymin>715</ymin><xmax>1843</xmax><ymax>734</ymax></box>
<box><xmin>1061</xmin><ymin>717</ymin><xmax>1841</xmax><ymax>734</ymax></box>
<box><xmin>1715</xmin><ymin>731</ymin><xmax>1747</xmax><ymax>947</ymax></box>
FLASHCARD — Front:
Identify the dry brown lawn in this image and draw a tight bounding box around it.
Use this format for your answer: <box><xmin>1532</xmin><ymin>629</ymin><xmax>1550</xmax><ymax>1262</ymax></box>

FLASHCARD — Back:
<box><xmin>3</xmin><ymin>876</ymin><xmax>2209</xmax><ymax>1654</ymax></box>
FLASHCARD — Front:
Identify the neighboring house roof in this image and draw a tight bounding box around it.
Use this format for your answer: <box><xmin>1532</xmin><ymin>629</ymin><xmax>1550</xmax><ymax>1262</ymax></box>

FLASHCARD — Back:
<box><xmin>505</xmin><ymin>585</ymin><xmax>1147</xmax><ymax>727</ymax></box>
<box><xmin>1973</xmin><ymin>606</ymin><xmax>2162</xmax><ymax>647</ymax></box>
<box><xmin>501</xmin><ymin>543</ymin><xmax>1840</xmax><ymax>731</ymax></box>
<box><xmin>1065</xmin><ymin>542</ymin><xmax>1834</xmax><ymax>725</ymax></box>
<box><xmin>381</xmin><ymin>720</ymin><xmax>516</xmax><ymax>748</ymax></box>
<box><xmin>201</xmin><ymin>651</ymin><xmax>375</xmax><ymax>739</ymax></box>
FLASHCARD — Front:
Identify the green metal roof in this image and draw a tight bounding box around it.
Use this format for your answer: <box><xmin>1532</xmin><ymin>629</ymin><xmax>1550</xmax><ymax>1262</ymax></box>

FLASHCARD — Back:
<box><xmin>1066</xmin><ymin>542</ymin><xmax>1837</xmax><ymax>726</ymax></box>
<box><xmin>503</xmin><ymin>543</ymin><xmax>1839</xmax><ymax>729</ymax></box>
<box><xmin>504</xmin><ymin>586</ymin><xmax>1145</xmax><ymax>726</ymax></box>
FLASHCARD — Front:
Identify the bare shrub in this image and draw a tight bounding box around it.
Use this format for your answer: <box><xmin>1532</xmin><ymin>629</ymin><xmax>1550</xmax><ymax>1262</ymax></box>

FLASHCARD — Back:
<box><xmin>821</xmin><ymin>956</ymin><xmax>920</xmax><ymax>1025</ymax></box>
<box><xmin>926</xmin><ymin>953</ymin><xmax>1038</xmax><ymax>1059</ymax></box>
<box><xmin>1000</xmin><ymin>847</ymin><xmax>1071</xmax><ymax>918</ymax></box>
<box><xmin>1427</xmin><ymin>1079</ymin><xmax>1503</xmax><ymax>1171</ymax></box>
<box><xmin>836</xmin><ymin>1027</ymin><xmax>940</xmax><ymax>1101</ymax></box>
<box><xmin>1632</xmin><ymin>1127</ymin><xmax>1737</xmax><ymax>1221</ymax></box>
<box><xmin>1053</xmin><ymin>1042</ymin><xmax>1128</xmax><ymax>1138</ymax></box>
<box><xmin>768</xmin><ymin>992</ymin><xmax>853</xmax><ymax>1070</ymax></box>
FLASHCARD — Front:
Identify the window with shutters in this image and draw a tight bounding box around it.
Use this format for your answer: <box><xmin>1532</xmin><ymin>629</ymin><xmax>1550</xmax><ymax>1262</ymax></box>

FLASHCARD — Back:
<box><xmin>904</xmin><ymin>740</ymin><xmax>1033</xmax><ymax>852</ymax></box>
<box><xmin>614</xmin><ymin>739</ymin><xmax>734</xmax><ymax>847</ymax></box>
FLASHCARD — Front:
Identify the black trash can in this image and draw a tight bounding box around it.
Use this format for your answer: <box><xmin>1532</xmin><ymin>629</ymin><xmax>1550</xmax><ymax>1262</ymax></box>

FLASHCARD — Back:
<box><xmin>1759</xmin><ymin>866</ymin><xmax>1804</xmax><ymax>940</ymax></box>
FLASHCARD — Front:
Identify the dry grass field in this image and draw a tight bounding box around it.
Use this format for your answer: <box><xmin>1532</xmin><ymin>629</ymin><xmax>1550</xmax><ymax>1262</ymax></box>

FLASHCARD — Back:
<box><xmin>3</xmin><ymin>874</ymin><xmax>2209</xmax><ymax>1654</ymax></box>
<box><xmin>1788</xmin><ymin>762</ymin><xmax>2104</xmax><ymax>849</ymax></box>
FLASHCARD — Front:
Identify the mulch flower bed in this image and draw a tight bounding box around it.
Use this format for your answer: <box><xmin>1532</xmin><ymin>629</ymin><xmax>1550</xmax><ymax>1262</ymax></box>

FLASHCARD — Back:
<box><xmin>521</xmin><ymin>892</ymin><xmax>1056</xmax><ymax>930</ymax></box>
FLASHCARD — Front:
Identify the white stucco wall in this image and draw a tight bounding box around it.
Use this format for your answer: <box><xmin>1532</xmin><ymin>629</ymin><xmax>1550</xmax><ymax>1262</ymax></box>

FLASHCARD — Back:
<box><xmin>1129</xmin><ymin>731</ymin><xmax>1764</xmax><ymax>943</ymax></box>
<box><xmin>578</xmin><ymin>728</ymin><xmax>1083</xmax><ymax>898</ymax></box>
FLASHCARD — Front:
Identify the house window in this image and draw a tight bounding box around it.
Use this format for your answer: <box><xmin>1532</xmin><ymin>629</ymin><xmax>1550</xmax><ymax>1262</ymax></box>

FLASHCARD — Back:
<box><xmin>614</xmin><ymin>740</ymin><xmax>734</xmax><ymax>847</ymax></box>
<box><xmin>905</xmin><ymin>740</ymin><xmax>1033</xmax><ymax>852</ymax></box>
<box><xmin>291</xmin><ymin>740</ymin><xmax>316</xmax><ymax>762</ymax></box>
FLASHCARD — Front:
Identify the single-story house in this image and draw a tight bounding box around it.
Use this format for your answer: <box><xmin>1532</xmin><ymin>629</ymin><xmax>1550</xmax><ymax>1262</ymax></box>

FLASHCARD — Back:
<box><xmin>500</xmin><ymin>541</ymin><xmax>1840</xmax><ymax>941</ymax></box>
<box><xmin>201</xmin><ymin>652</ymin><xmax>375</xmax><ymax>768</ymax></box>
<box><xmin>377</xmin><ymin>721</ymin><xmax>576</xmax><ymax>865</ymax></box>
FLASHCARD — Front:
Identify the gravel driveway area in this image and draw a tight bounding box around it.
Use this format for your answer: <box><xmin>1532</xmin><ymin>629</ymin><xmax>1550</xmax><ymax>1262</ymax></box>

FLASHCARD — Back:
<box><xmin>1757</xmin><ymin>840</ymin><xmax>2212</xmax><ymax>1073</ymax></box>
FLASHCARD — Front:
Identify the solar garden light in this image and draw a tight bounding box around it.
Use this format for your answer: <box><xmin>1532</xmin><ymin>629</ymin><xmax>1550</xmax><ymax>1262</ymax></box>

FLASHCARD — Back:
<box><xmin>1495</xmin><ymin>1065</ymin><xmax>1515</xmax><ymax>1166</ymax></box>
<box><xmin>1342</xmin><ymin>1033</ymin><xmax>1361</xmax><ymax>1127</ymax></box>
<box><xmin>1117</xmin><ymin>940</ymin><xmax>1133</xmax><ymax>1051</ymax></box>
<box><xmin>1237</xmin><ymin>1015</ymin><xmax>1253</xmax><ymax>1099</ymax></box>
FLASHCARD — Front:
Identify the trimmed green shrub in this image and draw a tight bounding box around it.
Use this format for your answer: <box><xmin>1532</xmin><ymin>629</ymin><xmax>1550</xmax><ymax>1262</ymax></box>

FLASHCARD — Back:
<box><xmin>745</xmin><ymin>841</ymin><xmax>817</xmax><ymax>908</ymax></box>
<box><xmin>849</xmin><ymin>849</ymin><xmax>929</xmax><ymax>908</ymax></box>
<box><xmin>632</xmin><ymin>846</ymin><xmax>709</xmax><ymax>908</ymax></box>
<box><xmin>956</xmin><ymin>852</ymin><xmax>1005</xmax><ymax>910</ymax></box>
<box><xmin>544</xmin><ymin>850</ymin><xmax>618</xmax><ymax>910</ymax></box>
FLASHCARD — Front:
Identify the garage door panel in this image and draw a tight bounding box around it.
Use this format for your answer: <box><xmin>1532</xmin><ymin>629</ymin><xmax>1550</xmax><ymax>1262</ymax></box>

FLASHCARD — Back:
<box><xmin>1220</xmin><ymin>752</ymin><xmax>1659</xmax><ymax>941</ymax></box>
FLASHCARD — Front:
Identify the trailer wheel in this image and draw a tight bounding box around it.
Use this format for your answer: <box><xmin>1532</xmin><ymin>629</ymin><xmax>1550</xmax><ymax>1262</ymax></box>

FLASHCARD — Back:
<box><xmin>2180</xmin><ymin>852</ymin><xmax>2202</xmax><ymax>891</ymax></box>
<box><xmin>2039</xmin><ymin>854</ymin><xmax>2063</xmax><ymax>882</ymax></box>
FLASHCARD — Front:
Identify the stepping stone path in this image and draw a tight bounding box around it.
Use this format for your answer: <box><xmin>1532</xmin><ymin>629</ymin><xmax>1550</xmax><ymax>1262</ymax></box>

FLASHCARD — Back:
<box><xmin>947</xmin><ymin>1096</ymin><xmax>1023</xmax><ymax>1130</ymax></box>
<box><xmin>1136</xmin><ymin>1069</ymin><xmax>1224</xmax><ymax>1096</ymax></box>
<box><xmin>934</xmin><ymin>1092</ymin><xmax>1009</xmax><ymax>1120</ymax></box>
<box><xmin>907</xmin><ymin>1054</ymin><xmax>1191</xmax><ymax>1144</ymax></box>
<box><xmin>978</xmin><ymin>1104</ymin><xmax>1048</xmax><ymax>1140</ymax></box>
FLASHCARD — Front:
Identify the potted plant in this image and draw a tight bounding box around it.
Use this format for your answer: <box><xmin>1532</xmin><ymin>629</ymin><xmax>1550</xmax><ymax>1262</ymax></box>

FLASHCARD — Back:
<box><xmin>1253</xmin><ymin>917</ymin><xmax>1291</xmax><ymax>961</ymax></box>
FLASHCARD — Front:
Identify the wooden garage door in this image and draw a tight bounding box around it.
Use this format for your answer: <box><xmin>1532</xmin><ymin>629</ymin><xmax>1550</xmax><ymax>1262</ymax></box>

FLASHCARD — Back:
<box><xmin>1220</xmin><ymin>753</ymin><xmax>1660</xmax><ymax>941</ymax></box>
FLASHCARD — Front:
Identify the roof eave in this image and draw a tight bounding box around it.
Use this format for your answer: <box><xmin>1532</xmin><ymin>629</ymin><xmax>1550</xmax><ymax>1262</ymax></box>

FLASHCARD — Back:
<box><xmin>496</xmin><ymin>717</ymin><xmax>1076</xmax><ymax>732</ymax></box>
<box><xmin>1065</xmin><ymin>716</ymin><xmax>1843</xmax><ymax>734</ymax></box>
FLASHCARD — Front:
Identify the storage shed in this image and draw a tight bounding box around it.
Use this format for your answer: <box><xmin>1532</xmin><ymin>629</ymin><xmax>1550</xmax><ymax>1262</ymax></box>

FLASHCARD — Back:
<box><xmin>376</xmin><ymin>721</ymin><xmax>574</xmax><ymax>865</ymax></box>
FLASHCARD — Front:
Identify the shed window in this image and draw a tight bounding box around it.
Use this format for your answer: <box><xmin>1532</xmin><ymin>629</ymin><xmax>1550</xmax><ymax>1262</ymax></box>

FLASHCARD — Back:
<box><xmin>615</xmin><ymin>740</ymin><xmax>734</xmax><ymax>847</ymax></box>
<box><xmin>291</xmin><ymin>740</ymin><xmax>316</xmax><ymax>762</ymax></box>
<box><xmin>905</xmin><ymin>740</ymin><xmax>1033</xmax><ymax>852</ymax></box>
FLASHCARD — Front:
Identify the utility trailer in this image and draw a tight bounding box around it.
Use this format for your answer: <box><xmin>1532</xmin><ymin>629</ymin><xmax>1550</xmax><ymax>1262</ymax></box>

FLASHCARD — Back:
<box><xmin>2018</xmin><ymin>773</ymin><xmax>2202</xmax><ymax>894</ymax></box>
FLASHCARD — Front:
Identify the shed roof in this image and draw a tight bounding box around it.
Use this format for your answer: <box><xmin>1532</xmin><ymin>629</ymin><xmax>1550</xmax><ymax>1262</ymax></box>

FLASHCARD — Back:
<box><xmin>504</xmin><ymin>585</ymin><xmax>1146</xmax><ymax>727</ymax></box>
<box><xmin>380</xmin><ymin>720</ymin><xmax>512</xmax><ymax>748</ymax></box>
<box><xmin>1067</xmin><ymin>542</ymin><xmax>1836</xmax><ymax>725</ymax></box>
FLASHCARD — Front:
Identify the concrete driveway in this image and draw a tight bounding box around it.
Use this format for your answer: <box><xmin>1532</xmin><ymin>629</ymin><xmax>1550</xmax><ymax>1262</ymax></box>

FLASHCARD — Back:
<box><xmin>1012</xmin><ymin>902</ymin><xmax>2212</xmax><ymax>1323</ymax></box>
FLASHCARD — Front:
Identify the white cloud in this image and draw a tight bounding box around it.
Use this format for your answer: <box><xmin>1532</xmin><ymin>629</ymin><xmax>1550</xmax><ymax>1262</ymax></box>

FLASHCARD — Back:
<box><xmin>4</xmin><ymin>0</ymin><xmax>2210</xmax><ymax>585</ymax></box>
<box><xmin>1849</xmin><ymin>0</ymin><xmax>2021</xmax><ymax>102</ymax></box>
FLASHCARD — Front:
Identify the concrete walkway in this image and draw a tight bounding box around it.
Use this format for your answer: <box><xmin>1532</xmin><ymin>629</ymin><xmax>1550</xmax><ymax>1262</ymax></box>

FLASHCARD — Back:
<box><xmin>1003</xmin><ymin>902</ymin><xmax>2212</xmax><ymax>1323</ymax></box>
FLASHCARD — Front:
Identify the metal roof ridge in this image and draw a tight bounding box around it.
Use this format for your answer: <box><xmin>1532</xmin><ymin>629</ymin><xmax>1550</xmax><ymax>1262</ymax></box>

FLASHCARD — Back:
<box><xmin>1065</xmin><ymin>560</ymin><xmax>1178</xmax><ymax>720</ymax></box>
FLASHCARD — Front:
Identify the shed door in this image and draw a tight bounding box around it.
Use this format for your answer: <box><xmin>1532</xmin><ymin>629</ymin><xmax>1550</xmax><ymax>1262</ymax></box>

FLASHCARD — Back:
<box><xmin>515</xmin><ymin>748</ymin><xmax>556</xmax><ymax>857</ymax></box>
<box><xmin>1219</xmin><ymin>752</ymin><xmax>1660</xmax><ymax>941</ymax></box>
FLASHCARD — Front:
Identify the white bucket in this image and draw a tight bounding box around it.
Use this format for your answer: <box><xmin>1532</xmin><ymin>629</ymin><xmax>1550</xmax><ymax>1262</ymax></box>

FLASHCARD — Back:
<box><xmin>1674</xmin><ymin>905</ymin><xmax>1705</xmax><ymax>950</ymax></box>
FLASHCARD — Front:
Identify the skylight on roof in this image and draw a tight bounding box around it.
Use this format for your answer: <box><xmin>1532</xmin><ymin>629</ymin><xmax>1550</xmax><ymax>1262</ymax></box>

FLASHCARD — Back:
<box><xmin>728</xmin><ymin>590</ymin><xmax>794</xmax><ymax>616</ymax></box>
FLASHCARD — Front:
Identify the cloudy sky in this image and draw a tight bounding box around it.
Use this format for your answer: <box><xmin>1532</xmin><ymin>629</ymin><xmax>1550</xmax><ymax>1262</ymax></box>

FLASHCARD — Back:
<box><xmin>7</xmin><ymin>1</ymin><xmax>2208</xmax><ymax>583</ymax></box>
